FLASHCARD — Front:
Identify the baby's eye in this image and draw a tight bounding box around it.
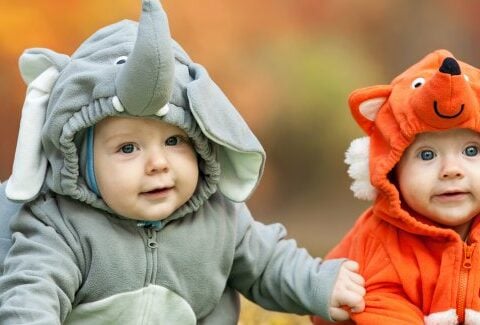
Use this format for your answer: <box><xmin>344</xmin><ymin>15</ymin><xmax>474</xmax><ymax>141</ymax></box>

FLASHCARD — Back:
<box><xmin>165</xmin><ymin>135</ymin><xmax>188</xmax><ymax>146</ymax></box>
<box><xmin>419</xmin><ymin>150</ymin><xmax>435</xmax><ymax>160</ymax></box>
<box><xmin>120</xmin><ymin>143</ymin><xmax>136</xmax><ymax>154</ymax></box>
<box><xmin>464</xmin><ymin>145</ymin><xmax>479</xmax><ymax>157</ymax></box>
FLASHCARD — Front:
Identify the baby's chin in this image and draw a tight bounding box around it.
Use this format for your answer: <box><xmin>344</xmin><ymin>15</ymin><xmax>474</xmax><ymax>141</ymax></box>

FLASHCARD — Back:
<box><xmin>125</xmin><ymin>213</ymin><xmax>171</xmax><ymax>222</ymax></box>
<box><xmin>425</xmin><ymin>209</ymin><xmax>478</xmax><ymax>228</ymax></box>
<box><xmin>109</xmin><ymin>206</ymin><xmax>170</xmax><ymax>222</ymax></box>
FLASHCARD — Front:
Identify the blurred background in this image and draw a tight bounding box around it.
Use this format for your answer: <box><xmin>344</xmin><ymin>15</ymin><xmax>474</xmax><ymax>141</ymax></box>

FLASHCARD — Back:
<box><xmin>1</xmin><ymin>0</ymin><xmax>480</xmax><ymax>323</ymax></box>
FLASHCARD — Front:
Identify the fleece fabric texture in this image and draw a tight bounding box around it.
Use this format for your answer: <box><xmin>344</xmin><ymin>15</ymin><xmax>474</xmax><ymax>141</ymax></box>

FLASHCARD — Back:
<box><xmin>1</xmin><ymin>192</ymin><xmax>344</xmax><ymax>324</ymax></box>
<box><xmin>312</xmin><ymin>49</ymin><xmax>480</xmax><ymax>325</ymax></box>
<box><xmin>0</xmin><ymin>0</ymin><xmax>344</xmax><ymax>323</ymax></box>
<box><xmin>0</xmin><ymin>183</ymin><xmax>18</xmax><ymax>267</ymax></box>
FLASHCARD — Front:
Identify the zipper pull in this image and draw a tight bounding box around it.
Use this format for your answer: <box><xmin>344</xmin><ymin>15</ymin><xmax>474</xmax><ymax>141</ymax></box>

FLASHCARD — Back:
<box><xmin>146</xmin><ymin>228</ymin><xmax>158</xmax><ymax>249</ymax></box>
<box><xmin>463</xmin><ymin>243</ymin><xmax>475</xmax><ymax>269</ymax></box>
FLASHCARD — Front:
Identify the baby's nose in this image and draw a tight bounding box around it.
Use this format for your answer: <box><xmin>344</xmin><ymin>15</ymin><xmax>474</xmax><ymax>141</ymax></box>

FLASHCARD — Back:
<box><xmin>442</xmin><ymin>171</ymin><xmax>463</xmax><ymax>179</ymax></box>
<box><xmin>440</xmin><ymin>163</ymin><xmax>464</xmax><ymax>179</ymax></box>
<box><xmin>145</xmin><ymin>151</ymin><xmax>169</xmax><ymax>174</ymax></box>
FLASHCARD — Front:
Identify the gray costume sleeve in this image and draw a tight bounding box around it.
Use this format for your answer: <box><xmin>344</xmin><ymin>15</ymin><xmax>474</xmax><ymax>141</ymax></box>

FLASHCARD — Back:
<box><xmin>228</xmin><ymin>203</ymin><xmax>345</xmax><ymax>321</ymax></box>
<box><xmin>0</xmin><ymin>182</ymin><xmax>18</xmax><ymax>266</ymax></box>
<box><xmin>0</xmin><ymin>198</ymin><xmax>83</xmax><ymax>324</ymax></box>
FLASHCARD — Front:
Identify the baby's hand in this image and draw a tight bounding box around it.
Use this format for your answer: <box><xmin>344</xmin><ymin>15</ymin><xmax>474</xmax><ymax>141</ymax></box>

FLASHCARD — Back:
<box><xmin>329</xmin><ymin>260</ymin><xmax>365</xmax><ymax>321</ymax></box>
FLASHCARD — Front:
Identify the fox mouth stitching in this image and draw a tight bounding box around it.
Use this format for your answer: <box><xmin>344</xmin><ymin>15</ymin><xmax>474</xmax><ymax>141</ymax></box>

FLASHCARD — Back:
<box><xmin>433</xmin><ymin>101</ymin><xmax>464</xmax><ymax>119</ymax></box>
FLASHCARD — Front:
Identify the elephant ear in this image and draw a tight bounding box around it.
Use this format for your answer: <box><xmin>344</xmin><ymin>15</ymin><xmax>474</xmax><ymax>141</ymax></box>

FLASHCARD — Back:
<box><xmin>18</xmin><ymin>48</ymin><xmax>70</xmax><ymax>83</ymax></box>
<box><xmin>186</xmin><ymin>63</ymin><xmax>265</xmax><ymax>202</ymax></box>
<box><xmin>6</xmin><ymin>49</ymin><xmax>69</xmax><ymax>202</ymax></box>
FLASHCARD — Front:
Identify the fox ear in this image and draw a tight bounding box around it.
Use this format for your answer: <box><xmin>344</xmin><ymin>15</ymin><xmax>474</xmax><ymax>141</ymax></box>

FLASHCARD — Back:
<box><xmin>349</xmin><ymin>85</ymin><xmax>391</xmax><ymax>134</ymax></box>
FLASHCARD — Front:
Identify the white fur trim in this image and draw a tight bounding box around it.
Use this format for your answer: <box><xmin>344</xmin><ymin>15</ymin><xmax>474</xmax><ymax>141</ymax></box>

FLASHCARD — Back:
<box><xmin>6</xmin><ymin>66</ymin><xmax>59</xmax><ymax>201</ymax></box>
<box><xmin>424</xmin><ymin>309</ymin><xmax>458</xmax><ymax>325</ymax></box>
<box><xmin>359</xmin><ymin>97</ymin><xmax>386</xmax><ymax>121</ymax></box>
<box><xmin>465</xmin><ymin>309</ymin><xmax>480</xmax><ymax>325</ymax></box>
<box><xmin>344</xmin><ymin>136</ymin><xmax>377</xmax><ymax>200</ymax></box>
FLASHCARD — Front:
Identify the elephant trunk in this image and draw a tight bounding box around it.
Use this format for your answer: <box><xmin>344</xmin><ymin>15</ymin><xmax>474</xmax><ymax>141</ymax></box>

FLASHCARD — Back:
<box><xmin>115</xmin><ymin>0</ymin><xmax>174</xmax><ymax>116</ymax></box>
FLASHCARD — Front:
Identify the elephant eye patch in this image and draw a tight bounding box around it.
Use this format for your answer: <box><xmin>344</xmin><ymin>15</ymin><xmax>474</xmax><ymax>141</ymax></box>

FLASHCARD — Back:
<box><xmin>115</xmin><ymin>56</ymin><xmax>128</xmax><ymax>65</ymax></box>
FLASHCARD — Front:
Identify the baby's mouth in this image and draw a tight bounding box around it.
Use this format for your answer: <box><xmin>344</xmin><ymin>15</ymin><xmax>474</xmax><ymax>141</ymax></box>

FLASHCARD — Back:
<box><xmin>434</xmin><ymin>190</ymin><xmax>469</xmax><ymax>201</ymax></box>
<box><xmin>141</xmin><ymin>187</ymin><xmax>173</xmax><ymax>196</ymax></box>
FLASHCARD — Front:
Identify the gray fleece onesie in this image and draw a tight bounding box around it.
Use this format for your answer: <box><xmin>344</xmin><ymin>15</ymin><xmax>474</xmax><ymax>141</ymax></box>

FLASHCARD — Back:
<box><xmin>0</xmin><ymin>1</ymin><xmax>344</xmax><ymax>324</ymax></box>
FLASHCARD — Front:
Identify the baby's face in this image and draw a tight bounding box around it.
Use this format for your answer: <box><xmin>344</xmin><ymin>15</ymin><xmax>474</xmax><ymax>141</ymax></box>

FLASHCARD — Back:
<box><xmin>94</xmin><ymin>116</ymin><xmax>199</xmax><ymax>221</ymax></box>
<box><xmin>396</xmin><ymin>128</ymin><xmax>480</xmax><ymax>237</ymax></box>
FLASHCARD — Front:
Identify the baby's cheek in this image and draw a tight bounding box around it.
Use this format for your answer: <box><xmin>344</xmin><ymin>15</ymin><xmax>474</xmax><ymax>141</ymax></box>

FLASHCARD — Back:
<box><xmin>401</xmin><ymin>184</ymin><xmax>430</xmax><ymax>211</ymax></box>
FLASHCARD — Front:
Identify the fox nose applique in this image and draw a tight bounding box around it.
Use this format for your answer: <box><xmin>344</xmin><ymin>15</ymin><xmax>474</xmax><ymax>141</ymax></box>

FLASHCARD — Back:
<box><xmin>439</xmin><ymin>57</ymin><xmax>461</xmax><ymax>76</ymax></box>
<box><xmin>434</xmin><ymin>57</ymin><xmax>464</xmax><ymax>119</ymax></box>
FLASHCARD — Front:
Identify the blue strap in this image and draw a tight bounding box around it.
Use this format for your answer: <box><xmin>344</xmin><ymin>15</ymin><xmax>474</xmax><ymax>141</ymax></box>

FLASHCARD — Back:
<box><xmin>86</xmin><ymin>127</ymin><xmax>100</xmax><ymax>196</ymax></box>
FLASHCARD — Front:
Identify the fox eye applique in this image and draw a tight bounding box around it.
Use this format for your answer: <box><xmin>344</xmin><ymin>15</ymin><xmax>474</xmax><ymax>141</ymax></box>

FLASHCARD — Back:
<box><xmin>411</xmin><ymin>77</ymin><xmax>425</xmax><ymax>89</ymax></box>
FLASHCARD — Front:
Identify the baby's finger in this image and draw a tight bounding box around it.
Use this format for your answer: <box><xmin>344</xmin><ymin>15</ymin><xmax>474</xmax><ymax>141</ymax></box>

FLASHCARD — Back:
<box><xmin>349</xmin><ymin>297</ymin><xmax>366</xmax><ymax>313</ymax></box>
<box><xmin>342</xmin><ymin>260</ymin><xmax>359</xmax><ymax>272</ymax></box>
<box><xmin>346</xmin><ymin>281</ymin><xmax>366</xmax><ymax>297</ymax></box>
<box><xmin>348</xmin><ymin>271</ymin><xmax>365</xmax><ymax>286</ymax></box>
<box><xmin>336</xmin><ymin>290</ymin><xmax>365</xmax><ymax>311</ymax></box>
<box><xmin>329</xmin><ymin>306</ymin><xmax>350</xmax><ymax>322</ymax></box>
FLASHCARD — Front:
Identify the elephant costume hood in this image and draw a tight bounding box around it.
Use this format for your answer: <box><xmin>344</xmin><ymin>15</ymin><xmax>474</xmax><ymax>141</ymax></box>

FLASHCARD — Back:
<box><xmin>6</xmin><ymin>0</ymin><xmax>265</xmax><ymax>222</ymax></box>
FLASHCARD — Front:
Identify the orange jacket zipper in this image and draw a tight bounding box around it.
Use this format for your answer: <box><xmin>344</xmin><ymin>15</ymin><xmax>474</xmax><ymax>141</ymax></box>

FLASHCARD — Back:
<box><xmin>457</xmin><ymin>243</ymin><xmax>475</xmax><ymax>323</ymax></box>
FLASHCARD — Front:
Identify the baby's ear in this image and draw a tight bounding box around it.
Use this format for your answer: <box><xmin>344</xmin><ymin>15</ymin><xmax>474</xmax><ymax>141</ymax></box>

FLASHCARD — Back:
<box><xmin>349</xmin><ymin>85</ymin><xmax>391</xmax><ymax>134</ymax></box>
<box><xmin>6</xmin><ymin>49</ymin><xmax>68</xmax><ymax>202</ymax></box>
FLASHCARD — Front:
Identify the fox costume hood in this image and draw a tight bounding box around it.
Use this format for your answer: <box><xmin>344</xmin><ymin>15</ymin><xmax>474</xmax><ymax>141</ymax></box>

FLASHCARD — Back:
<box><xmin>0</xmin><ymin>1</ymin><xmax>346</xmax><ymax>324</ymax></box>
<box><xmin>313</xmin><ymin>49</ymin><xmax>480</xmax><ymax>325</ymax></box>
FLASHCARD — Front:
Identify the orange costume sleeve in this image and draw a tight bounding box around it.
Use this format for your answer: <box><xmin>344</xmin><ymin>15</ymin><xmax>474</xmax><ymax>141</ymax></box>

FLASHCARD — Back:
<box><xmin>311</xmin><ymin>210</ymin><xmax>424</xmax><ymax>325</ymax></box>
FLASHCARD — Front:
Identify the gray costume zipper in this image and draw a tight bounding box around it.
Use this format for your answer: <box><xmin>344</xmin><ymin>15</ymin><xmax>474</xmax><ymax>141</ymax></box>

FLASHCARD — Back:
<box><xmin>144</xmin><ymin>228</ymin><xmax>158</xmax><ymax>285</ymax></box>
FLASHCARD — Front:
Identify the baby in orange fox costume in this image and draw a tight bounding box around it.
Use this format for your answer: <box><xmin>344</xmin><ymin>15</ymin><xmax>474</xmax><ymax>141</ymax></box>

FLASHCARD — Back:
<box><xmin>312</xmin><ymin>49</ymin><xmax>480</xmax><ymax>325</ymax></box>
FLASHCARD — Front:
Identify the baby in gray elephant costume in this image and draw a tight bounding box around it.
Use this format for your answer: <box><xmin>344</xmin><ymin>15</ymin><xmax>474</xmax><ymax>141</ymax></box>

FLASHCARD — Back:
<box><xmin>0</xmin><ymin>1</ymin><xmax>365</xmax><ymax>324</ymax></box>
